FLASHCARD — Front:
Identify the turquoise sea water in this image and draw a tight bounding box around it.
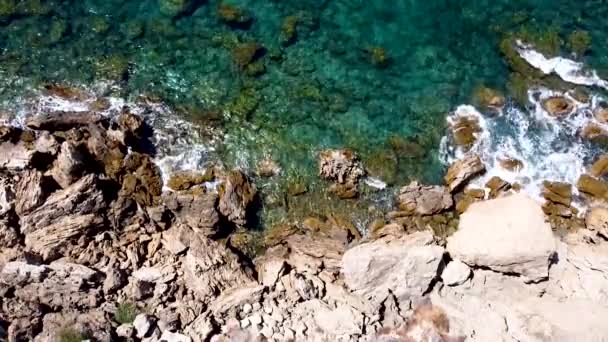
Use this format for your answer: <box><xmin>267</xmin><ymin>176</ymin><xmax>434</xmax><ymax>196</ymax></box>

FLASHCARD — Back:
<box><xmin>1</xmin><ymin>1</ymin><xmax>608</xmax><ymax>212</ymax></box>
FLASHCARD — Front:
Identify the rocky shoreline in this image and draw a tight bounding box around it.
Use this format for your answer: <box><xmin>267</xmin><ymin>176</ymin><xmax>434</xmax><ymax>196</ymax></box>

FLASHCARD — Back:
<box><xmin>2</xmin><ymin>106</ymin><xmax>608</xmax><ymax>342</ymax></box>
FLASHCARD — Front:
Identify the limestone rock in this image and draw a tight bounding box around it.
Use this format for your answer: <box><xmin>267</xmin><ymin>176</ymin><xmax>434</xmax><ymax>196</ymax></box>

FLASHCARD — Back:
<box><xmin>342</xmin><ymin>231</ymin><xmax>444</xmax><ymax>306</ymax></box>
<box><xmin>0</xmin><ymin>261</ymin><xmax>102</xmax><ymax>310</ymax></box>
<box><xmin>577</xmin><ymin>174</ymin><xmax>608</xmax><ymax>200</ymax></box>
<box><xmin>0</xmin><ymin>141</ymin><xmax>34</xmax><ymax>170</ymax></box>
<box><xmin>217</xmin><ymin>170</ymin><xmax>256</xmax><ymax>226</ymax></box>
<box><xmin>396</xmin><ymin>181</ymin><xmax>453</xmax><ymax>215</ymax></box>
<box><xmin>542</xmin><ymin>181</ymin><xmax>572</xmax><ymax>206</ymax></box>
<box><xmin>444</xmin><ymin>154</ymin><xmax>485</xmax><ymax>192</ymax></box>
<box><xmin>447</xmin><ymin>193</ymin><xmax>556</xmax><ymax>282</ymax></box>
<box><xmin>117</xmin><ymin>323</ymin><xmax>135</xmax><ymax>338</ymax></box>
<box><xmin>164</xmin><ymin>192</ymin><xmax>219</xmax><ymax>235</ymax></box>
<box><xmin>285</xmin><ymin>233</ymin><xmax>346</xmax><ymax>274</ymax></box>
<box><xmin>36</xmin><ymin>310</ymin><xmax>111</xmax><ymax>342</ymax></box>
<box><xmin>0</xmin><ymin>175</ymin><xmax>14</xmax><ymax>216</ymax></box>
<box><xmin>25</xmin><ymin>111</ymin><xmax>104</xmax><ymax>131</ymax></box>
<box><xmin>319</xmin><ymin>149</ymin><xmax>365</xmax><ymax>185</ymax></box>
<box><xmin>161</xmin><ymin>224</ymin><xmax>191</xmax><ymax>255</ymax></box>
<box><xmin>586</xmin><ymin>207</ymin><xmax>608</xmax><ymax>238</ymax></box>
<box><xmin>185</xmin><ymin>314</ymin><xmax>214</xmax><ymax>342</ymax></box>
<box><xmin>211</xmin><ymin>284</ymin><xmax>265</xmax><ymax>315</ymax></box>
<box><xmin>255</xmin><ymin>245</ymin><xmax>288</xmax><ymax>287</ymax></box>
<box><xmin>50</xmin><ymin>141</ymin><xmax>86</xmax><ymax>188</ymax></box>
<box><xmin>441</xmin><ymin>259</ymin><xmax>471</xmax><ymax>286</ymax></box>
<box><xmin>121</xmin><ymin>152</ymin><xmax>163</xmax><ymax>206</ymax></box>
<box><xmin>314</xmin><ymin>303</ymin><xmax>363</xmax><ymax>336</ymax></box>
<box><xmin>182</xmin><ymin>234</ymin><xmax>254</xmax><ymax>303</ymax></box>
<box><xmin>20</xmin><ymin>174</ymin><xmax>105</xmax><ymax>260</ymax></box>
<box><xmin>134</xmin><ymin>314</ymin><xmax>156</xmax><ymax>338</ymax></box>
<box><xmin>14</xmin><ymin>170</ymin><xmax>49</xmax><ymax>216</ymax></box>
<box><xmin>160</xmin><ymin>330</ymin><xmax>192</xmax><ymax>342</ymax></box>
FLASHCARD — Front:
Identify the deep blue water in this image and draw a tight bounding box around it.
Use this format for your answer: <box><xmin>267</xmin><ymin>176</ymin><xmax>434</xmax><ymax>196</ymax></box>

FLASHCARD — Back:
<box><xmin>0</xmin><ymin>0</ymin><xmax>607</xmax><ymax>187</ymax></box>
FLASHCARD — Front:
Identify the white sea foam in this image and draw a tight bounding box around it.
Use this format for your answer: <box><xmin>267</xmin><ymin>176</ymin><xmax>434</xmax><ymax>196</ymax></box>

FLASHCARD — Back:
<box><xmin>516</xmin><ymin>40</ymin><xmax>608</xmax><ymax>89</ymax></box>
<box><xmin>441</xmin><ymin>88</ymin><xmax>608</xmax><ymax>207</ymax></box>
<box><xmin>4</xmin><ymin>85</ymin><xmax>217</xmax><ymax>185</ymax></box>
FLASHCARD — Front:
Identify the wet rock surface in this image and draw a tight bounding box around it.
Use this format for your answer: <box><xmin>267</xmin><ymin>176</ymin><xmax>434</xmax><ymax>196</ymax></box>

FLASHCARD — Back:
<box><xmin>1</xmin><ymin>113</ymin><xmax>608</xmax><ymax>342</ymax></box>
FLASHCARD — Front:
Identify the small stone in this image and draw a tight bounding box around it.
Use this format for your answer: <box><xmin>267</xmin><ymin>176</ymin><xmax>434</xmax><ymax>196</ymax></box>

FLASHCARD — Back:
<box><xmin>260</xmin><ymin>325</ymin><xmax>274</xmax><ymax>338</ymax></box>
<box><xmin>133</xmin><ymin>314</ymin><xmax>155</xmax><ymax>338</ymax></box>
<box><xmin>252</xmin><ymin>303</ymin><xmax>261</xmax><ymax>311</ymax></box>
<box><xmin>116</xmin><ymin>324</ymin><xmax>134</xmax><ymax>338</ymax></box>
<box><xmin>159</xmin><ymin>330</ymin><xmax>191</xmax><ymax>342</ymax></box>
<box><xmin>441</xmin><ymin>259</ymin><xmax>472</xmax><ymax>286</ymax></box>
<box><xmin>242</xmin><ymin>303</ymin><xmax>253</xmax><ymax>314</ymax></box>
<box><xmin>284</xmin><ymin>328</ymin><xmax>295</xmax><ymax>340</ymax></box>
<box><xmin>264</xmin><ymin>306</ymin><xmax>273</xmax><ymax>314</ymax></box>
<box><xmin>591</xmin><ymin>154</ymin><xmax>608</xmax><ymax>178</ymax></box>
<box><xmin>240</xmin><ymin>318</ymin><xmax>251</xmax><ymax>329</ymax></box>
<box><xmin>445</xmin><ymin>154</ymin><xmax>485</xmax><ymax>192</ymax></box>
<box><xmin>249</xmin><ymin>313</ymin><xmax>263</xmax><ymax>326</ymax></box>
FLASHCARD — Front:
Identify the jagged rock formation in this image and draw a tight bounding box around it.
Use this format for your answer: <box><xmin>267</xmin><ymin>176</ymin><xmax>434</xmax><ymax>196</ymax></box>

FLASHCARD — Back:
<box><xmin>2</xmin><ymin>113</ymin><xmax>608</xmax><ymax>342</ymax></box>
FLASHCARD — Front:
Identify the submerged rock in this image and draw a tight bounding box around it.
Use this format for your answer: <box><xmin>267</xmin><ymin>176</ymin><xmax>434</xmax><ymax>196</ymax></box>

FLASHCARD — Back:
<box><xmin>447</xmin><ymin>193</ymin><xmax>556</xmax><ymax>282</ymax></box>
<box><xmin>159</xmin><ymin>0</ymin><xmax>194</xmax><ymax>17</ymax></box>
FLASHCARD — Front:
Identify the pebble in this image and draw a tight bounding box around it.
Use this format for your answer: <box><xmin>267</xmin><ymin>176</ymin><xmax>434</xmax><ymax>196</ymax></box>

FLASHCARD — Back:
<box><xmin>260</xmin><ymin>325</ymin><xmax>274</xmax><ymax>338</ymax></box>
<box><xmin>242</xmin><ymin>303</ymin><xmax>253</xmax><ymax>314</ymax></box>
<box><xmin>284</xmin><ymin>328</ymin><xmax>295</xmax><ymax>340</ymax></box>
<box><xmin>252</xmin><ymin>302</ymin><xmax>262</xmax><ymax>311</ymax></box>
<box><xmin>249</xmin><ymin>313</ymin><xmax>263</xmax><ymax>326</ymax></box>
<box><xmin>240</xmin><ymin>318</ymin><xmax>251</xmax><ymax>329</ymax></box>
<box><xmin>264</xmin><ymin>305</ymin><xmax>273</xmax><ymax>314</ymax></box>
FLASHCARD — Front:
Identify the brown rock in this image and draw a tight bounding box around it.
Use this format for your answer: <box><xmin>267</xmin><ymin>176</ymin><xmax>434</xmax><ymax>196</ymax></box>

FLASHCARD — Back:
<box><xmin>542</xmin><ymin>181</ymin><xmax>572</xmax><ymax>206</ymax></box>
<box><xmin>396</xmin><ymin>181</ymin><xmax>453</xmax><ymax>215</ymax></box>
<box><xmin>577</xmin><ymin>174</ymin><xmax>608</xmax><ymax>200</ymax></box>
<box><xmin>591</xmin><ymin>155</ymin><xmax>608</xmax><ymax>178</ymax></box>
<box><xmin>474</xmin><ymin>86</ymin><xmax>506</xmax><ymax>110</ymax></box>
<box><xmin>319</xmin><ymin>149</ymin><xmax>365</xmax><ymax>185</ymax></box>
<box><xmin>444</xmin><ymin>154</ymin><xmax>485</xmax><ymax>192</ymax></box>
<box><xmin>451</xmin><ymin>116</ymin><xmax>482</xmax><ymax>147</ymax></box>
<box><xmin>257</xmin><ymin>157</ymin><xmax>281</xmax><ymax>177</ymax></box>
<box><xmin>120</xmin><ymin>152</ymin><xmax>163</xmax><ymax>206</ymax></box>
<box><xmin>25</xmin><ymin>111</ymin><xmax>104</xmax><ymax>131</ymax></box>
<box><xmin>586</xmin><ymin>207</ymin><xmax>608</xmax><ymax>238</ymax></box>
<box><xmin>581</xmin><ymin>123</ymin><xmax>608</xmax><ymax>141</ymax></box>
<box><xmin>218</xmin><ymin>170</ymin><xmax>256</xmax><ymax>226</ymax></box>
<box><xmin>498</xmin><ymin>157</ymin><xmax>524</xmax><ymax>172</ymax></box>
<box><xmin>594</xmin><ymin>107</ymin><xmax>608</xmax><ymax>124</ymax></box>
<box><xmin>542</xmin><ymin>97</ymin><xmax>574</xmax><ymax>117</ymax></box>
<box><xmin>485</xmin><ymin>176</ymin><xmax>510</xmax><ymax>199</ymax></box>
<box><xmin>0</xmin><ymin>141</ymin><xmax>34</xmax><ymax>170</ymax></box>
<box><xmin>164</xmin><ymin>191</ymin><xmax>219</xmax><ymax>235</ymax></box>
<box><xmin>14</xmin><ymin>170</ymin><xmax>50</xmax><ymax>216</ymax></box>
<box><xmin>51</xmin><ymin>141</ymin><xmax>86</xmax><ymax>189</ymax></box>
<box><xmin>329</xmin><ymin>182</ymin><xmax>358</xmax><ymax>199</ymax></box>
<box><xmin>20</xmin><ymin>174</ymin><xmax>105</xmax><ymax>260</ymax></box>
<box><xmin>182</xmin><ymin>234</ymin><xmax>254</xmax><ymax>303</ymax></box>
<box><xmin>167</xmin><ymin>170</ymin><xmax>213</xmax><ymax>191</ymax></box>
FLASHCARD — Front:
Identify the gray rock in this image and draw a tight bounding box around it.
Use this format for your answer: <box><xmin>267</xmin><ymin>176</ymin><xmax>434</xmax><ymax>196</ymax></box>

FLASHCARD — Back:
<box><xmin>447</xmin><ymin>193</ymin><xmax>556</xmax><ymax>282</ymax></box>
<box><xmin>159</xmin><ymin>330</ymin><xmax>191</xmax><ymax>342</ymax></box>
<box><xmin>182</xmin><ymin>234</ymin><xmax>253</xmax><ymax>304</ymax></box>
<box><xmin>319</xmin><ymin>149</ymin><xmax>365</xmax><ymax>185</ymax></box>
<box><xmin>0</xmin><ymin>175</ymin><xmax>14</xmax><ymax>216</ymax></box>
<box><xmin>441</xmin><ymin>259</ymin><xmax>472</xmax><ymax>286</ymax></box>
<box><xmin>25</xmin><ymin>111</ymin><xmax>104</xmax><ymax>131</ymax></box>
<box><xmin>134</xmin><ymin>314</ymin><xmax>156</xmax><ymax>338</ymax></box>
<box><xmin>342</xmin><ymin>231</ymin><xmax>444</xmax><ymax>306</ymax></box>
<box><xmin>0</xmin><ymin>141</ymin><xmax>34</xmax><ymax>170</ymax></box>
<box><xmin>14</xmin><ymin>170</ymin><xmax>48</xmax><ymax>216</ymax></box>
<box><xmin>164</xmin><ymin>192</ymin><xmax>219</xmax><ymax>235</ymax></box>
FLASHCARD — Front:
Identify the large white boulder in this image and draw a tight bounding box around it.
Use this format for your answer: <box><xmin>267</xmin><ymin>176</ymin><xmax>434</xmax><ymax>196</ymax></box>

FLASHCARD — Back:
<box><xmin>447</xmin><ymin>193</ymin><xmax>556</xmax><ymax>282</ymax></box>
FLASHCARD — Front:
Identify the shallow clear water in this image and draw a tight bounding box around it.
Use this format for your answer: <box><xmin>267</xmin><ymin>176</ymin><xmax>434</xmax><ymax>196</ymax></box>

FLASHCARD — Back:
<box><xmin>1</xmin><ymin>0</ymin><xmax>608</xmax><ymax>203</ymax></box>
